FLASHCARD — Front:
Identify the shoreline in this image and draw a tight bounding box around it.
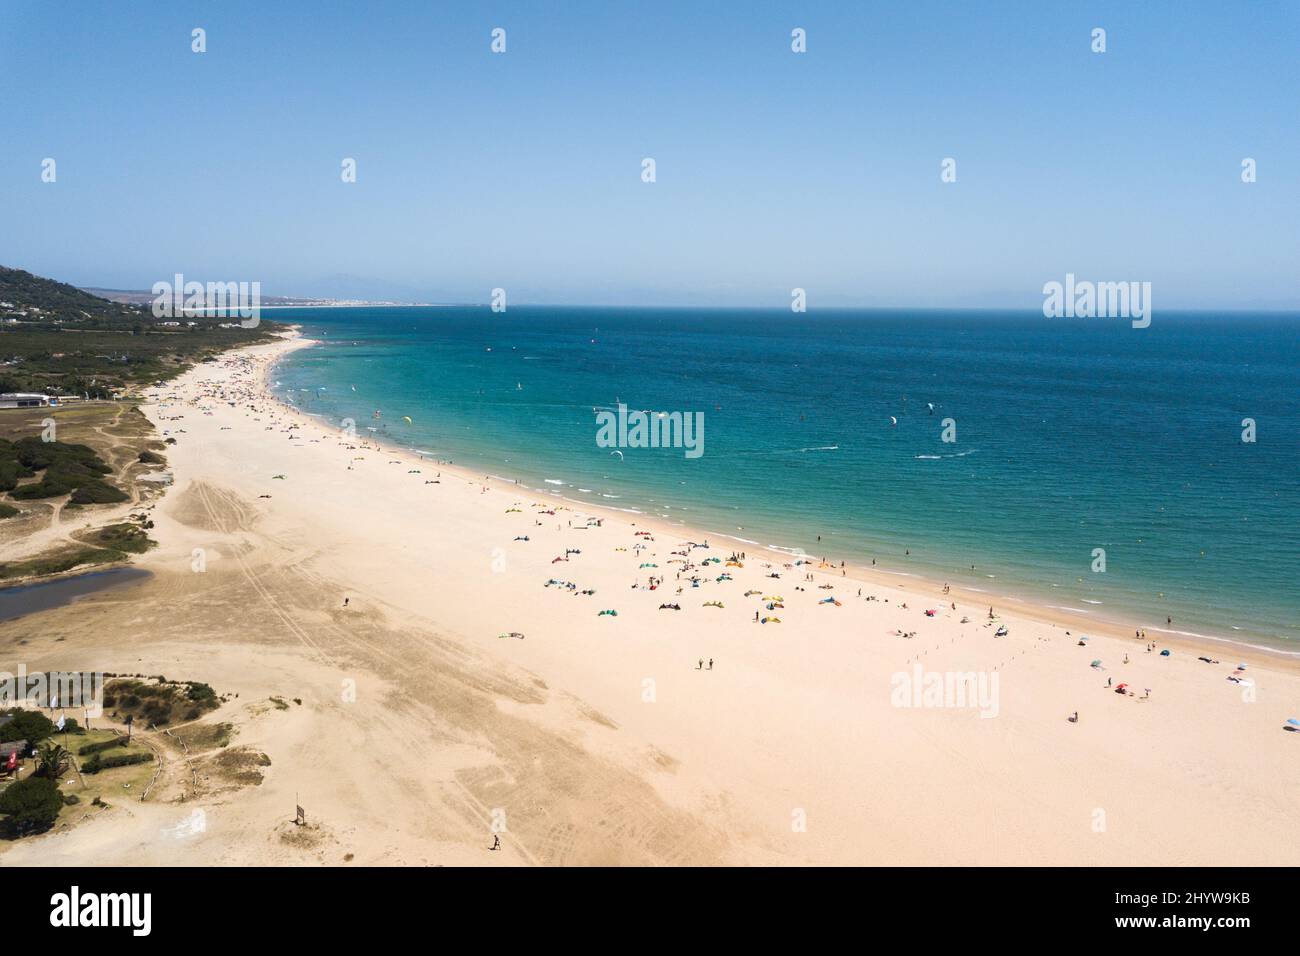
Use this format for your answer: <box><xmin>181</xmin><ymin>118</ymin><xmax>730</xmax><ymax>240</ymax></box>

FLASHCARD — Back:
<box><xmin>266</xmin><ymin>329</ymin><xmax>1300</xmax><ymax>672</ymax></box>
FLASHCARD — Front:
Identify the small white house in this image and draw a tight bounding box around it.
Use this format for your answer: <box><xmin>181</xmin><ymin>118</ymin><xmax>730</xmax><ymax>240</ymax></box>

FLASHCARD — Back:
<box><xmin>0</xmin><ymin>393</ymin><xmax>51</xmax><ymax>408</ymax></box>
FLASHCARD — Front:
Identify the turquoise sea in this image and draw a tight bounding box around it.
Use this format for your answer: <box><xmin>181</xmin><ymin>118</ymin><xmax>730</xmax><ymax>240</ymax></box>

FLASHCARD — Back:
<box><xmin>268</xmin><ymin>307</ymin><xmax>1300</xmax><ymax>651</ymax></box>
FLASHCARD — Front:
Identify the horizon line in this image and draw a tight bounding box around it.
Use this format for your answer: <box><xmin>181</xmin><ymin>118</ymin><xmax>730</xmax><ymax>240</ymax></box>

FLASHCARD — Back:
<box><xmin>256</xmin><ymin>302</ymin><xmax>1300</xmax><ymax>315</ymax></box>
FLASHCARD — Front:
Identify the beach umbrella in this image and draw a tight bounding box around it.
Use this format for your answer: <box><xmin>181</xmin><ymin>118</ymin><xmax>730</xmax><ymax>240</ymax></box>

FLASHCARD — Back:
<box><xmin>1287</xmin><ymin>718</ymin><xmax>1300</xmax><ymax>729</ymax></box>
<box><xmin>1090</xmin><ymin>659</ymin><xmax>1102</xmax><ymax>667</ymax></box>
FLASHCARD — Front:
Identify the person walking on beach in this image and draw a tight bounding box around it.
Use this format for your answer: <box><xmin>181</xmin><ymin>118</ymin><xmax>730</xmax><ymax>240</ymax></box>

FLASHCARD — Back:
<box><xmin>343</xmin><ymin>596</ymin><xmax>349</xmax><ymax>607</ymax></box>
<box><xmin>707</xmin><ymin>659</ymin><xmax>713</xmax><ymax>670</ymax></box>
<box><xmin>490</xmin><ymin>834</ymin><xmax>501</xmax><ymax>851</ymax></box>
<box><xmin>697</xmin><ymin>659</ymin><xmax>703</xmax><ymax>670</ymax></box>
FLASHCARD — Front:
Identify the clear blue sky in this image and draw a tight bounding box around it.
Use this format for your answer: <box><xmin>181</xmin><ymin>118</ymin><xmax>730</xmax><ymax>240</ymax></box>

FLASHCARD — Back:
<box><xmin>2</xmin><ymin>0</ymin><xmax>1297</xmax><ymax>307</ymax></box>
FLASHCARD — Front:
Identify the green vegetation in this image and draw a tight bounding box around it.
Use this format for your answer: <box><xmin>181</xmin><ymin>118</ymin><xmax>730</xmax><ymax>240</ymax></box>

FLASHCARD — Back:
<box><xmin>174</xmin><ymin>720</ymin><xmax>233</xmax><ymax>750</ymax></box>
<box><xmin>46</xmin><ymin>728</ymin><xmax>156</xmax><ymax>820</ymax></box>
<box><xmin>0</xmin><ymin>435</ymin><xmax>125</xmax><ymax>504</ymax></box>
<box><xmin>0</xmin><ymin>265</ymin><xmax>281</xmax><ymax>399</ymax></box>
<box><xmin>78</xmin><ymin>522</ymin><xmax>154</xmax><ymax>554</ymax></box>
<box><xmin>0</xmin><ymin>708</ymin><xmax>55</xmax><ymax>744</ymax></box>
<box><xmin>34</xmin><ymin>742</ymin><xmax>71</xmax><ymax>779</ymax></box>
<box><xmin>0</xmin><ymin>546</ymin><xmax>123</xmax><ymax>581</ymax></box>
<box><xmin>102</xmin><ymin>677</ymin><xmax>222</xmax><ymax>728</ymax></box>
<box><xmin>0</xmin><ymin>503</ymin><xmax>19</xmax><ymax>518</ymax></box>
<box><xmin>69</xmin><ymin>482</ymin><xmax>130</xmax><ymax>504</ymax></box>
<box><xmin>0</xmin><ymin>775</ymin><xmax>64</xmax><ymax>837</ymax></box>
<box><xmin>80</xmin><ymin>750</ymin><xmax>152</xmax><ymax>774</ymax></box>
<box><xmin>77</xmin><ymin>737</ymin><xmax>130</xmax><ymax>757</ymax></box>
<box><xmin>137</xmin><ymin>449</ymin><xmax>165</xmax><ymax>464</ymax></box>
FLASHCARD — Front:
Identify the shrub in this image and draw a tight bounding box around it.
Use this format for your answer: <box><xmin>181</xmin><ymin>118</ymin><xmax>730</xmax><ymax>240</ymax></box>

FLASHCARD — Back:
<box><xmin>82</xmin><ymin>523</ymin><xmax>153</xmax><ymax>553</ymax></box>
<box><xmin>0</xmin><ymin>776</ymin><xmax>64</xmax><ymax>837</ymax></box>
<box><xmin>81</xmin><ymin>751</ymin><xmax>151</xmax><ymax>774</ymax></box>
<box><xmin>77</xmin><ymin>737</ymin><xmax>129</xmax><ymax>757</ymax></box>
<box><xmin>0</xmin><ymin>547</ymin><xmax>122</xmax><ymax>580</ymax></box>
<box><xmin>69</xmin><ymin>480</ymin><xmax>128</xmax><ymax>505</ymax></box>
<box><xmin>186</xmin><ymin>682</ymin><xmax>217</xmax><ymax>705</ymax></box>
<box><xmin>12</xmin><ymin>438</ymin><xmax>109</xmax><ymax>474</ymax></box>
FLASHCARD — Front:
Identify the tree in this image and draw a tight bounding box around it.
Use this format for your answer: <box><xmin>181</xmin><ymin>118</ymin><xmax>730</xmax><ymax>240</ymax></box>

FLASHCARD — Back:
<box><xmin>0</xmin><ymin>776</ymin><xmax>64</xmax><ymax>838</ymax></box>
<box><xmin>0</xmin><ymin>709</ymin><xmax>56</xmax><ymax>744</ymax></box>
<box><xmin>34</xmin><ymin>742</ymin><xmax>71</xmax><ymax>780</ymax></box>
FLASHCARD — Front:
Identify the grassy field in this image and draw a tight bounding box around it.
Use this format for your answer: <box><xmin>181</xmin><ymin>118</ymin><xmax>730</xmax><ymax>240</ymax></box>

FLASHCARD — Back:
<box><xmin>0</xmin><ymin>402</ymin><xmax>166</xmax><ymax>580</ymax></box>
<box><xmin>57</xmin><ymin>728</ymin><xmax>158</xmax><ymax>818</ymax></box>
<box><xmin>0</xmin><ymin>727</ymin><xmax>159</xmax><ymax>833</ymax></box>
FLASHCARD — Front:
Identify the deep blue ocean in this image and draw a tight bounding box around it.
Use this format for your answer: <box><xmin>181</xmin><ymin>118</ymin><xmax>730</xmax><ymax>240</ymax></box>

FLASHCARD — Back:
<box><xmin>268</xmin><ymin>307</ymin><xmax>1300</xmax><ymax>651</ymax></box>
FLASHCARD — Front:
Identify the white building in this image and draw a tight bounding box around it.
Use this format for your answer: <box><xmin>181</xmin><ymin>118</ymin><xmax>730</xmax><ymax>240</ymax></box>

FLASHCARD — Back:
<box><xmin>0</xmin><ymin>393</ymin><xmax>51</xmax><ymax>408</ymax></box>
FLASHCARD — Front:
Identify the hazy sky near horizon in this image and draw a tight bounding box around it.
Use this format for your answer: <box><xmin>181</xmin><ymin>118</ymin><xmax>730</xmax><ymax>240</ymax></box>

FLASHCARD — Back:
<box><xmin>2</xmin><ymin>1</ymin><xmax>1298</xmax><ymax>308</ymax></box>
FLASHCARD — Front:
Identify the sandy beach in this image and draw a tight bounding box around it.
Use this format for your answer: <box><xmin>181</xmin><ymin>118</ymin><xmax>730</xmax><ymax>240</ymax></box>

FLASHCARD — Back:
<box><xmin>2</xmin><ymin>330</ymin><xmax>1297</xmax><ymax>867</ymax></box>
